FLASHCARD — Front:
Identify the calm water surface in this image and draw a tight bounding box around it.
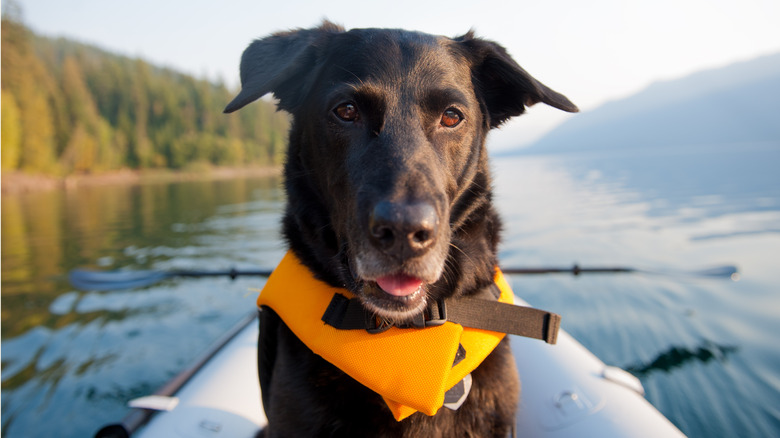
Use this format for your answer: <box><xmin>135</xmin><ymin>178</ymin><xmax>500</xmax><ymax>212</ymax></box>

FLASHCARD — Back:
<box><xmin>2</xmin><ymin>145</ymin><xmax>779</xmax><ymax>437</ymax></box>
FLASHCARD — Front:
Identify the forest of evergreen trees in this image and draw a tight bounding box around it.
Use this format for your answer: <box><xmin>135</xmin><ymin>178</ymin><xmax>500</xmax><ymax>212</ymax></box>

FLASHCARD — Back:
<box><xmin>1</xmin><ymin>14</ymin><xmax>289</xmax><ymax>176</ymax></box>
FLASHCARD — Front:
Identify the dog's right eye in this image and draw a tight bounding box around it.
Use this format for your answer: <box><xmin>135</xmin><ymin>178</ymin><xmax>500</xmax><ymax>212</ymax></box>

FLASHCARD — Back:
<box><xmin>440</xmin><ymin>108</ymin><xmax>463</xmax><ymax>128</ymax></box>
<box><xmin>334</xmin><ymin>103</ymin><xmax>359</xmax><ymax>122</ymax></box>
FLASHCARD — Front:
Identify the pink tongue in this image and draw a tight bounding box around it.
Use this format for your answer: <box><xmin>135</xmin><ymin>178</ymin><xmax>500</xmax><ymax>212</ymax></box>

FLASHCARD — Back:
<box><xmin>376</xmin><ymin>274</ymin><xmax>423</xmax><ymax>297</ymax></box>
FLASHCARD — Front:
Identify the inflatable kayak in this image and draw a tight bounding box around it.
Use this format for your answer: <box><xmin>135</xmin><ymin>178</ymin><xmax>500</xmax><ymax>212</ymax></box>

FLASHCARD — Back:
<box><xmin>95</xmin><ymin>297</ymin><xmax>686</xmax><ymax>437</ymax></box>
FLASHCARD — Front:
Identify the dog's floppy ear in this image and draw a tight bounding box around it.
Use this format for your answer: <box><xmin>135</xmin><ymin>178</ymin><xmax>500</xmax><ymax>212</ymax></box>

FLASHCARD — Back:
<box><xmin>224</xmin><ymin>21</ymin><xmax>344</xmax><ymax>113</ymax></box>
<box><xmin>457</xmin><ymin>32</ymin><xmax>578</xmax><ymax>127</ymax></box>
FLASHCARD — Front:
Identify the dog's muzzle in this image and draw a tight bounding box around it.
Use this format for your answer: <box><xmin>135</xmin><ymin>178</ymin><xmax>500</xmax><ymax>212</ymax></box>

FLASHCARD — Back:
<box><xmin>353</xmin><ymin>198</ymin><xmax>448</xmax><ymax>319</ymax></box>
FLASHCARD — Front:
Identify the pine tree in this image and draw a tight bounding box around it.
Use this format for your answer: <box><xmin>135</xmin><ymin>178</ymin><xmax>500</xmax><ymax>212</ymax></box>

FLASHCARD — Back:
<box><xmin>1</xmin><ymin>90</ymin><xmax>22</xmax><ymax>170</ymax></box>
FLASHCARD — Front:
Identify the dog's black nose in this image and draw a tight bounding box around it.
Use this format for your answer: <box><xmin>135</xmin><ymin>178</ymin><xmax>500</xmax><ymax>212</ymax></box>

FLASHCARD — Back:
<box><xmin>369</xmin><ymin>201</ymin><xmax>438</xmax><ymax>258</ymax></box>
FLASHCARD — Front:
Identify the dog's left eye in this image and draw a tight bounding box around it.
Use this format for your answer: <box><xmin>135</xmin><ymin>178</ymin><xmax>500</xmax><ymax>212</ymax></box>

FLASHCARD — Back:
<box><xmin>440</xmin><ymin>108</ymin><xmax>463</xmax><ymax>128</ymax></box>
<box><xmin>334</xmin><ymin>102</ymin><xmax>359</xmax><ymax>122</ymax></box>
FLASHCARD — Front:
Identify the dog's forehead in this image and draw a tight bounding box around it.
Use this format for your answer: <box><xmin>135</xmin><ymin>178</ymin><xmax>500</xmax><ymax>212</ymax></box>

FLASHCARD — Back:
<box><xmin>322</xmin><ymin>28</ymin><xmax>472</xmax><ymax>89</ymax></box>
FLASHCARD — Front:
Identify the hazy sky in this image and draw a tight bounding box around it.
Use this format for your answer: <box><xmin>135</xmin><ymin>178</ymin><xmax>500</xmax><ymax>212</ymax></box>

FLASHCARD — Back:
<box><xmin>10</xmin><ymin>0</ymin><xmax>780</xmax><ymax>149</ymax></box>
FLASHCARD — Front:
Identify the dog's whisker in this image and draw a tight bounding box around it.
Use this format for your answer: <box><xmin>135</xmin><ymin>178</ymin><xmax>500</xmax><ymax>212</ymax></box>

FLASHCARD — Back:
<box><xmin>449</xmin><ymin>241</ymin><xmax>477</xmax><ymax>269</ymax></box>
<box><xmin>337</xmin><ymin>65</ymin><xmax>367</xmax><ymax>88</ymax></box>
<box><xmin>440</xmin><ymin>259</ymin><xmax>457</xmax><ymax>289</ymax></box>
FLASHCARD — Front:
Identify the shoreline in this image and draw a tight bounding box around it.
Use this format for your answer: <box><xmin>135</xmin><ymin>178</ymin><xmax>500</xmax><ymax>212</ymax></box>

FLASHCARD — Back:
<box><xmin>1</xmin><ymin>166</ymin><xmax>282</xmax><ymax>195</ymax></box>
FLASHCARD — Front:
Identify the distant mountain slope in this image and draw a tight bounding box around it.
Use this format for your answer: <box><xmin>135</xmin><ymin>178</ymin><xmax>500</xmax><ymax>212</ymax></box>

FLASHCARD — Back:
<box><xmin>520</xmin><ymin>52</ymin><xmax>780</xmax><ymax>154</ymax></box>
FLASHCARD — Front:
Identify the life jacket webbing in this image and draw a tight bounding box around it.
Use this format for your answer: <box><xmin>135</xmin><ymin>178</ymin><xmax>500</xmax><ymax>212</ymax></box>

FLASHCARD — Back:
<box><xmin>321</xmin><ymin>286</ymin><xmax>560</xmax><ymax>344</ymax></box>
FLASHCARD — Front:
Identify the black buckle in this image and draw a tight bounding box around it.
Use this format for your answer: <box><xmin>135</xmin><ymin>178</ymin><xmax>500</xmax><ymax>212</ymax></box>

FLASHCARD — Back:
<box><xmin>423</xmin><ymin>298</ymin><xmax>448</xmax><ymax>327</ymax></box>
<box><xmin>365</xmin><ymin>315</ymin><xmax>394</xmax><ymax>334</ymax></box>
<box><xmin>365</xmin><ymin>299</ymin><xmax>448</xmax><ymax>333</ymax></box>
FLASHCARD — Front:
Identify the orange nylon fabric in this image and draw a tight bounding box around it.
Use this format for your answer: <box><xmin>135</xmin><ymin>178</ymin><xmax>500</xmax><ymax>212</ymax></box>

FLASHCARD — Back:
<box><xmin>257</xmin><ymin>251</ymin><xmax>514</xmax><ymax>421</ymax></box>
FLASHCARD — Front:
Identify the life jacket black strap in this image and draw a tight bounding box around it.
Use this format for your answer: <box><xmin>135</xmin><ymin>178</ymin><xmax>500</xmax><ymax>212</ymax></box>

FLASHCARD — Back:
<box><xmin>445</xmin><ymin>295</ymin><xmax>560</xmax><ymax>345</ymax></box>
<box><xmin>321</xmin><ymin>285</ymin><xmax>561</xmax><ymax>345</ymax></box>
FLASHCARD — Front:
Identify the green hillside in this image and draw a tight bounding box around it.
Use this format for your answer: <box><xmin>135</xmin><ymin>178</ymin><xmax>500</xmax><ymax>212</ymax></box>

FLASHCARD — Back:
<box><xmin>1</xmin><ymin>16</ymin><xmax>288</xmax><ymax>175</ymax></box>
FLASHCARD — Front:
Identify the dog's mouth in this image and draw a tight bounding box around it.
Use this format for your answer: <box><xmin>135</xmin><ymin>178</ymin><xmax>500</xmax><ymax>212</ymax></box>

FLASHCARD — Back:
<box><xmin>358</xmin><ymin>272</ymin><xmax>431</xmax><ymax>322</ymax></box>
<box><xmin>375</xmin><ymin>273</ymin><xmax>424</xmax><ymax>297</ymax></box>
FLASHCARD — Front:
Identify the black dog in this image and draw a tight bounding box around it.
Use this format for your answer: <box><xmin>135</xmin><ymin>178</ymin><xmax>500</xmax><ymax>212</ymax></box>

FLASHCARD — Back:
<box><xmin>226</xmin><ymin>22</ymin><xmax>577</xmax><ymax>437</ymax></box>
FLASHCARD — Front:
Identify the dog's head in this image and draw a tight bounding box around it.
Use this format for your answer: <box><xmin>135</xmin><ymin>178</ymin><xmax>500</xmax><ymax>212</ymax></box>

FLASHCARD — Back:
<box><xmin>226</xmin><ymin>22</ymin><xmax>577</xmax><ymax>323</ymax></box>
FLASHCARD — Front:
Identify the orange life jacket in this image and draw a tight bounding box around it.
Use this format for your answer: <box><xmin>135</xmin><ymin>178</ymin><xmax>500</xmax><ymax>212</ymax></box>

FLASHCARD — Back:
<box><xmin>257</xmin><ymin>251</ymin><xmax>517</xmax><ymax>421</ymax></box>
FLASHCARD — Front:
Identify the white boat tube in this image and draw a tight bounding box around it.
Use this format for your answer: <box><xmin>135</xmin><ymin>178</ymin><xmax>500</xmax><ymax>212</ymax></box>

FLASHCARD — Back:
<box><xmin>99</xmin><ymin>297</ymin><xmax>686</xmax><ymax>437</ymax></box>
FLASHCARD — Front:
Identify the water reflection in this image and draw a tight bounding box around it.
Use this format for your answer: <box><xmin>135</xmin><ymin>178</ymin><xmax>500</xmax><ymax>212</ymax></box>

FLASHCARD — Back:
<box><xmin>1</xmin><ymin>176</ymin><xmax>283</xmax><ymax>338</ymax></box>
<box><xmin>1</xmin><ymin>175</ymin><xmax>285</xmax><ymax>437</ymax></box>
<box><xmin>494</xmin><ymin>146</ymin><xmax>780</xmax><ymax>438</ymax></box>
<box><xmin>531</xmin><ymin>142</ymin><xmax>780</xmax><ymax>220</ymax></box>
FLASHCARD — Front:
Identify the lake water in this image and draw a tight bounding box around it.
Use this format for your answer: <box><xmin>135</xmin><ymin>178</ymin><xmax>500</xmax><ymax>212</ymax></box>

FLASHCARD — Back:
<box><xmin>2</xmin><ymin>144</ymin><xmax>779</xmax><ymax>437</ymax></box>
